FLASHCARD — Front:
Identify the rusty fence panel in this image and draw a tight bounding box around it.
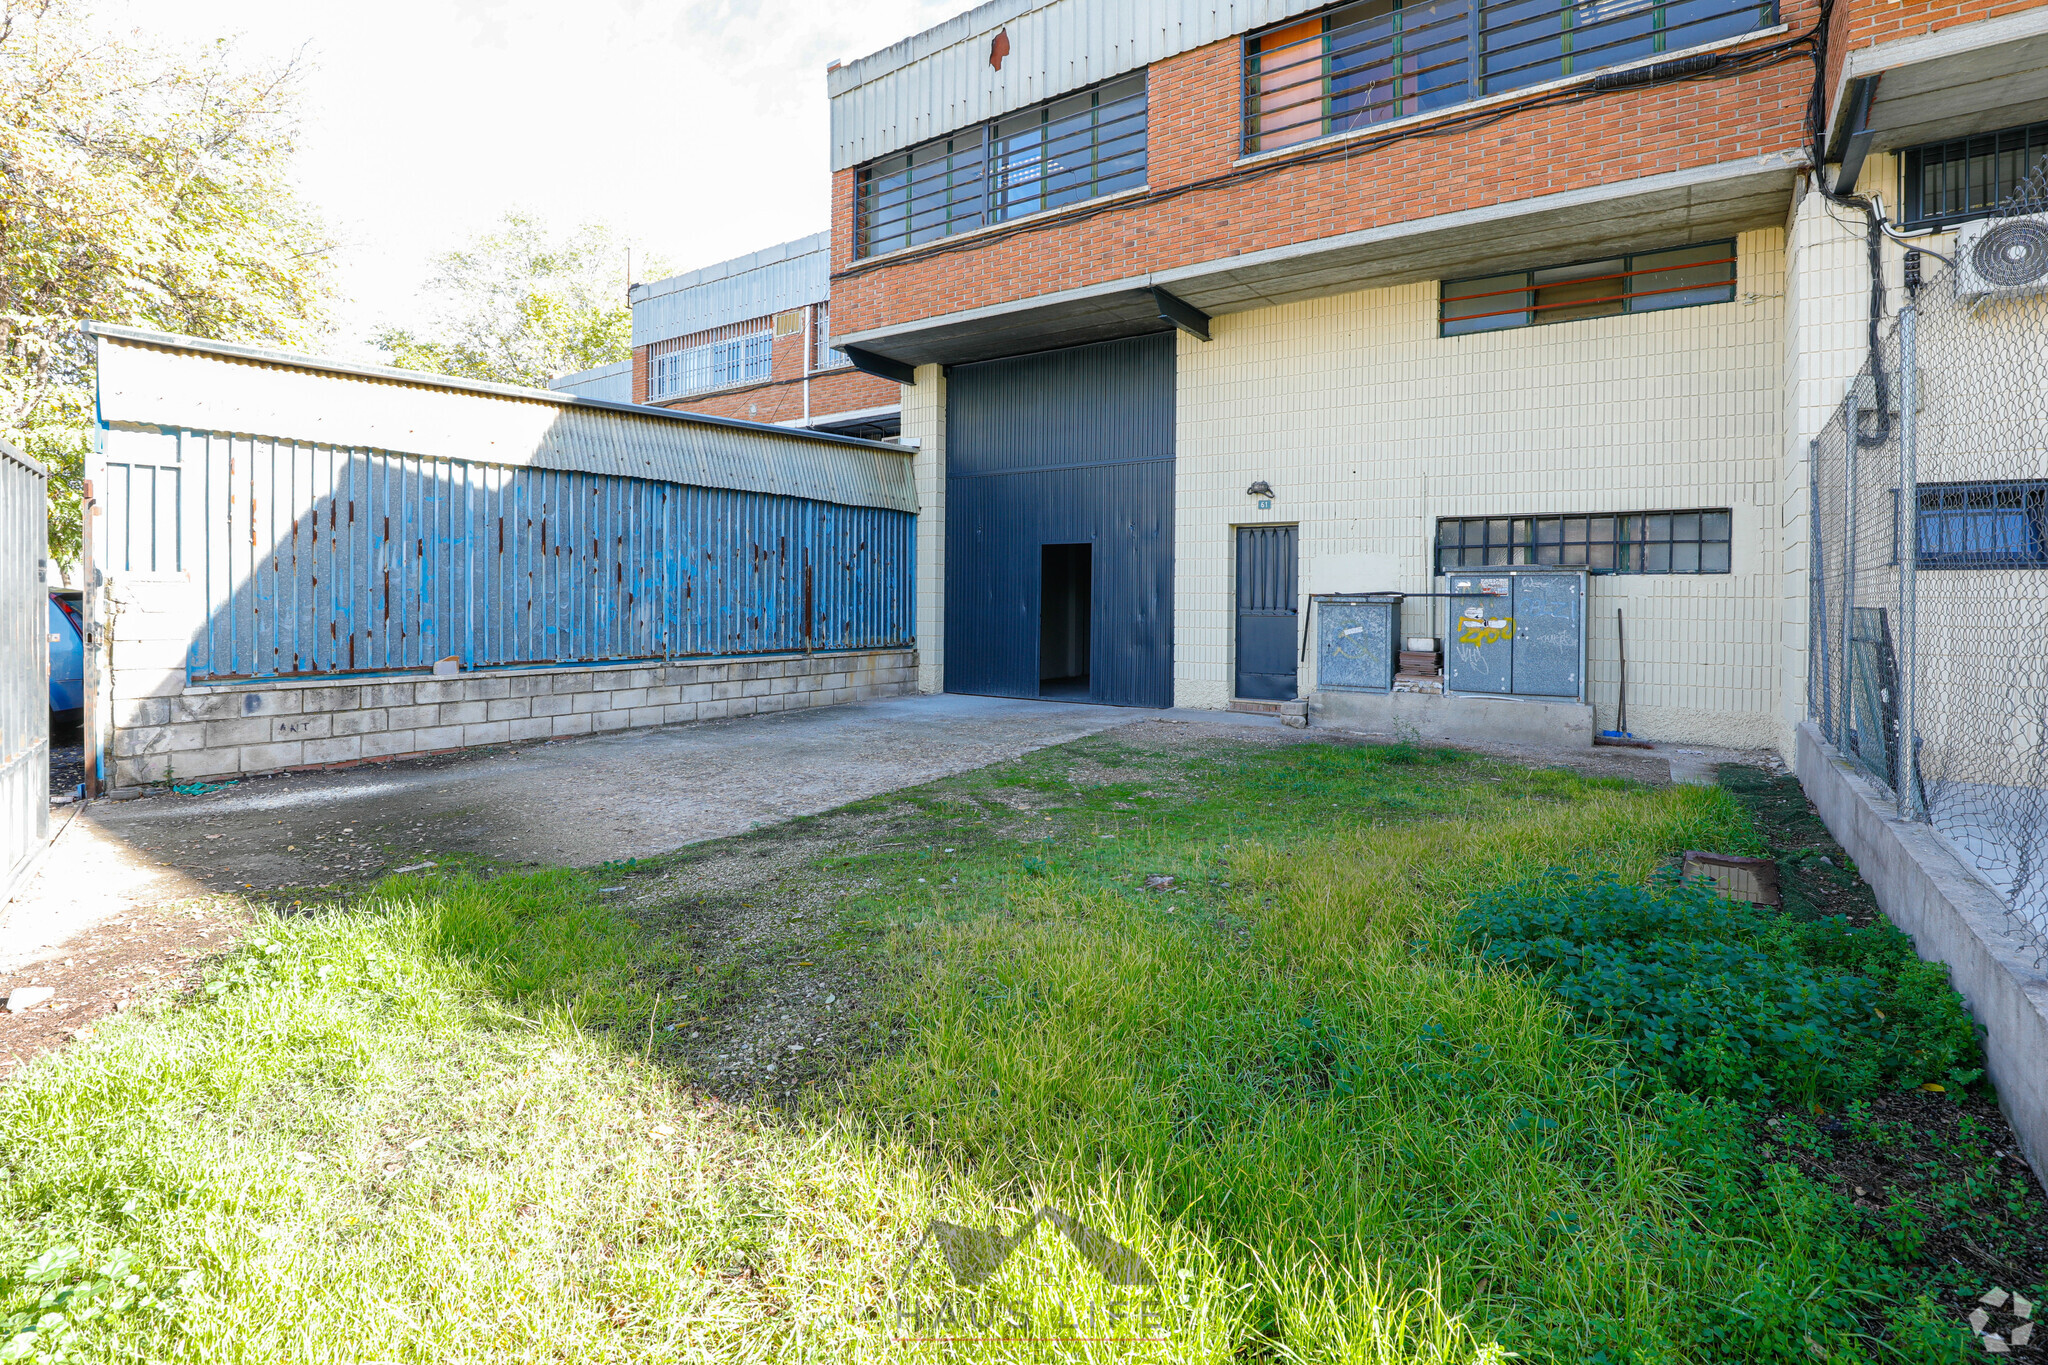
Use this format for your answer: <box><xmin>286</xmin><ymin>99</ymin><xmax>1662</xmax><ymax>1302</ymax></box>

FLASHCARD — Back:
<box><xmin>100</xmin><ymin>429</ymin><xmax>915</xmax><ymax>684</ymax></box>
<box><xmin>1</xmin><ymin>439</ymin><xmax>50</xmax><ymax>900</ymax></box>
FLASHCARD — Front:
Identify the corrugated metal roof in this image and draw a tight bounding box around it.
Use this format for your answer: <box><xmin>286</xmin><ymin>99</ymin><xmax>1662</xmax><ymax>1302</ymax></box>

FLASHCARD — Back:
<box><xmin>828</xmin><ymin>0</ymin><xmax>1324</xmax><ymax>170</ymax></box>
<box><xmin>87</xmin><ymin>324</ymin><xmax>916</xmax><ymax>515</ymax></box>
<box><xmin>630</xmin><ymin>233</ymin><xmax>831</xmax><ymax>348</ymax></box>
<box><xmin>548</xmin><ymin>360</ymin><xmax>634</xmax><ymax>403</ymax></box>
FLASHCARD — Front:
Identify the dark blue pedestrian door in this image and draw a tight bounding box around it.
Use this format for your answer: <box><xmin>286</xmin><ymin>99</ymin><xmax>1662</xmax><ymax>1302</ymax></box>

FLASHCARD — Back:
<box><xmin>944</xmin><ymin>333</ymin><xmax>1175</xmax><ymax>707</ymax></box>
<box><xmin>1235</xmin><ymin>526</ymin><xmax>1298</xmax><ymax>700</ymax></box>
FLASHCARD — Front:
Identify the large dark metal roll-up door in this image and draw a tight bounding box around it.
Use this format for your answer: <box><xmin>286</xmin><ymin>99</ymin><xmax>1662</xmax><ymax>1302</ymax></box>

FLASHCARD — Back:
<box><xmin>945</xmin><ymin>332</ymin><xmax>1175</xmax><ymax>707</ymax></box>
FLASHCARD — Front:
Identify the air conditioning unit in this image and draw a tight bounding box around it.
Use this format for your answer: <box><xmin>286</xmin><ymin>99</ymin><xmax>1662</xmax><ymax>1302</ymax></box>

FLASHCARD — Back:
<box><xmin>1956</xmin><ymin>213</ymin><xmax>2048</xmax><ymax>301</ymax></box>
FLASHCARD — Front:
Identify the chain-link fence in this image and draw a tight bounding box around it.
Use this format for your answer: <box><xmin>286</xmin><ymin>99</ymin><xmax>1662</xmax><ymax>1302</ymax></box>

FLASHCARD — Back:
<box><xmin>1809</xmin><ymin>164</ymin><xmax>2048</xmax><ymax>961</ymax></box>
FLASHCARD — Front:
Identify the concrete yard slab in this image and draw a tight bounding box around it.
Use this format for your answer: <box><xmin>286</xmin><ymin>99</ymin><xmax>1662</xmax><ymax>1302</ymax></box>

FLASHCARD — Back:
<box><xmin>1</xmin><ymin>694</ymin><xmax>1140</xmax><ymax>974</ymax></box>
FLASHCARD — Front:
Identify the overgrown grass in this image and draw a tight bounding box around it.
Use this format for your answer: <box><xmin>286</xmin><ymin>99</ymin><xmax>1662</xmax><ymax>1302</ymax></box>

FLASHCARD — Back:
<box><xmin>0</xmin><ymin>736</ymin><xmax>2017</xmax><ymax>1362</ymax></box>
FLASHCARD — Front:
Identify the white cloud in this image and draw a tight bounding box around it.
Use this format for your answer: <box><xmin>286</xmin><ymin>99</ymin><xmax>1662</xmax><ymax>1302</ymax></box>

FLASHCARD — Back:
<box><xmin>113</xmin><ymin>0</ymin><xmax>972</xmax><ymax>355</ymax></box>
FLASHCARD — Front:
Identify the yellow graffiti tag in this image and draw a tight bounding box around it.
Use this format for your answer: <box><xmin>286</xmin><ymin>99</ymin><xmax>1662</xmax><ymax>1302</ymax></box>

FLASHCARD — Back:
<box><xmin>1457</xmin><ymin>616</ymin><xmax>1515</xmax><ymax>646</ymax></box>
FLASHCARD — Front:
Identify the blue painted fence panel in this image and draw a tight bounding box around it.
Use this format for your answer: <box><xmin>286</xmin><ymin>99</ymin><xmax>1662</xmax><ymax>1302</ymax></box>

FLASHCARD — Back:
<box><xmin>170</xmin><ymin>431</ymin><xmax>912</xmax><ymax>682</ymax></box>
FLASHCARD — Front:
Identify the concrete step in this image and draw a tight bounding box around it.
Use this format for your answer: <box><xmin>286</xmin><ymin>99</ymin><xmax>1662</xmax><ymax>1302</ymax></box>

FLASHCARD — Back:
<box><xmin>1230</xmin><ymin>698</ymin><xmax>1307</xmax><ymax>717</ymax></box>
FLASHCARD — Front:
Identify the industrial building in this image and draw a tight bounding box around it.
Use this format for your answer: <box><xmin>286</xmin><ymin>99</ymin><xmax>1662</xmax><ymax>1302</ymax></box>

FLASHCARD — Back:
<box><xmin>818</xmin><ymin>0</ymin><xmax>2048</xmax><ymax>753</ymax></box>
<box><xmin>554</xmin><ymin>234</ymin><xmax>903</xmax><ymax>441</ymax></box>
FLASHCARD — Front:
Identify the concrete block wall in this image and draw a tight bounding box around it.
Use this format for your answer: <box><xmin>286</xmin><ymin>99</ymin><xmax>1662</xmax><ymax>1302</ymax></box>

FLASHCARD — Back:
<box><xmin>105</xmin><ymin>648</ymin><xmax>916</xmax><ymax>790</ymax></box>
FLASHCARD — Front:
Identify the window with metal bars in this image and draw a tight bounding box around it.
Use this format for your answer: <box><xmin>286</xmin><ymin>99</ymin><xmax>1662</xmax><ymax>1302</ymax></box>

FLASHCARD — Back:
<box><xmin>1435</xmin><ymin>509</ymin><xmax>1732</xmax><ymax>573</ymax></box>
<box><xmin>854</xmin><ymin>75</ymin><xmax>1146</xmax><ymax>258</ymax></box>
<box><xmin>1440</xmin><ymin>240</ymin><xmax>1735</xmax><ymax>335</ymax></box>
<box><xmin>646</xmin><ymin>319</ymin><xmax>773</xmax><ymax>400</ymax></box>
<box><xmin>1900</xmin><ymin>121</ymin><xmax>2048</xmax><ymax>230</ymax></box>
<box><xmin>1895</xmin><ymin>482</ymin><xmax>2048</xmax><ymax>568</ymax></box>
<box><xmin>1243</xmin><ymin>0</ymin><xmax>1774</xmax><ymax>153</ymax></box>
<box><xmin>813</xmin><ymin>302</ymin><xmax>849</xmax><ymax>370</ymax></box>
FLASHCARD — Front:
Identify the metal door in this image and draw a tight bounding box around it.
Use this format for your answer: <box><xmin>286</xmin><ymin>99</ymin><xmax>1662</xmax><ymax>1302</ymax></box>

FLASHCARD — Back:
<box><xmin>1446</xmin><ymin>573</ymin><xmax>1515</xmax><ymax>694</ymax></box>
<box><xmin>2</xmin><ymin>439</ymin><xmax>50</xmax><ymax>902</ymax></box>
<box><xmin>1510</xmin><ymin>572</ymin><xmax>1585</xmax><ymax>698</ymax></box>
<box><xmin>1235</xmin><ymin>526</ymin><xmax>1298</xmax><ymax>700</ymax></box>
<box><xmin>945</xmin><ymin>333</ymin><xmax>1175</xmax><ymax>707</ymax></box>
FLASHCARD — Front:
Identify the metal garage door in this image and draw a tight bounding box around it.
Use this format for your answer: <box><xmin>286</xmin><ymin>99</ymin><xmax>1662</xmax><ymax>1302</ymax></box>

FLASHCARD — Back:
<box><xmin>944</xmin><ymin>333</ymin><xmax>1175</xmax><ymax>707</ymax></box>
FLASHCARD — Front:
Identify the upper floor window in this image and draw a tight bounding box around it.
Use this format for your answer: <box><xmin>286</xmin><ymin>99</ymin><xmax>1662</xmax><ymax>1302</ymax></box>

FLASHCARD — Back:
<box><xmin>1440</xmin><ymin>240</ymin><xmax>1735</xmax><ymax>336</ymax></box>
<box><xmin>854</xmin><ymin>75</ymin><xmax>1146</xmax><ymax>258</ymax></box>
<box><xmin>1901</xmin><ymin>121</ymin><xmax>2048</xmax><ymax>230</ymax></box>
<box><xmin>814</xmin><ymin>302</ymin><xmax>850</xmax><ymax>370</ymax></box>
<box><xmin>1243</xmin><ymin>0</ymin><xmax>1775</xmax><ymax>153</ymax></box>
<box><xmin>648</xmin><ymin>319</ymin><xmax>772</xmax><ymax>400</ymax></box>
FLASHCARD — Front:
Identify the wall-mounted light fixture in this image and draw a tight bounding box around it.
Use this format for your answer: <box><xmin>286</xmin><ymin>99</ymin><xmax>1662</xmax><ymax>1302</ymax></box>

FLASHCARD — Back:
<box><xmin>1247</xmin><ymin>480</ymin><xmax>1274</xmax><ymax>510</ymax></box>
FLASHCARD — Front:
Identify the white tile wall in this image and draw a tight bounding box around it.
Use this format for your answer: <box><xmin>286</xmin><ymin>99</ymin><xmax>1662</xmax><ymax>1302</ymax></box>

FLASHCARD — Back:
<box><xmin>893</xmin><ymin>200</ymin><xmax>1934</xmax><ymax>760</ymax></box>
<box><xmin>904</xmin><ymin>366</ymin><xmax>947</xmax><ymax>694</ymax></box>
<box><xmin>1176</xmin><ymin>227</ymin><xmax>1791</xmax><ymax>745</ymax></box>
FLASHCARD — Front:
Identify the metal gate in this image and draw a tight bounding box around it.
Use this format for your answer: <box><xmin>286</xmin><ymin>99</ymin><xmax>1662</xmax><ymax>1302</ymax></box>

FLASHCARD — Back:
<box><xmin>2</xmin><ymin>440</ymin><xmax>49</xmax><ymax>901</ymax></box>
<box><xmin>944</xmin><ymin>333</ymin><xmax>1175</xmax><ymax>707</ymax></box>
<box><xmin>1235</xmin><ymin>526</ymin><xmax>1298</xmax><ymax>700</ymax></box>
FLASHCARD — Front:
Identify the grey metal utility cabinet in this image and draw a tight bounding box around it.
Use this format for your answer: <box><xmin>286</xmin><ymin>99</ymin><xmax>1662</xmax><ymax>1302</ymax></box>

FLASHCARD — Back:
<box><xmin>1442</xmin><ymin>569</ymin><xmax>1588</xmax><ymax>702</ymax></box>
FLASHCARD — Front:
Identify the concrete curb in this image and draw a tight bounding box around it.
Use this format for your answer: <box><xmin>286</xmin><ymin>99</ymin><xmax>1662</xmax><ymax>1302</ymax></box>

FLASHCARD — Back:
<box><xmin>1796</xmin><ymin>723</ymin><xmax>2048</xmax><ymax>1189</ymax></box>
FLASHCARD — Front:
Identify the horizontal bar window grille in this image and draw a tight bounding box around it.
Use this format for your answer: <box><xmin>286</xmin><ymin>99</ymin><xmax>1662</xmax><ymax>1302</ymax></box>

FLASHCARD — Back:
<box><xmin>1901</xmin><ymin>121</ymin><xmax>2048</xmax><ymax>230</ymax></box>
<box><xmin>814</xmin><ymin>302</ymin><xmax>850</xmax><ymax>370</ymax></box>
<box><xmin>1436</xmin><ymin>509</ymin><xmax>1732</xmax><ymax>573</ymax></box>
<box><xmin>647</xmin><ymin>318</ymin><xmax>773</xmax><ymax>400</ymax></box>
<box><xmin>1440</xmin><ymin>240</ymin><xmax>1735</xmax><ymax>335</ymax></box>
<box><xmin>854</xmin><ymin>75</ymin><xmax>1146</xmax><ymax>259</ymax></box>
<box><xmin>1893</xmin><ymin>482</ymin><xmax>2048</xmax><ymax>568</ymax></box>
<box><xmin>1243</xmin><ymin>0</ymin><xmax>1773</xmax><ymax>153</ymax></box>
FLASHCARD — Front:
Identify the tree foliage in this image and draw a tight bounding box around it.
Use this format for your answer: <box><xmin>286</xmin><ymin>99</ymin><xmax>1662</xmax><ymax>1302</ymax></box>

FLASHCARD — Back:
<box><xmin>373</xmin><ymin>213</ymin><xmax>654</xmax><ymax>391</ymax></box>
<box><xmin>0</xmin><ymin>0</ymin><xmax>331</xmax><ymax>576</ymax></box>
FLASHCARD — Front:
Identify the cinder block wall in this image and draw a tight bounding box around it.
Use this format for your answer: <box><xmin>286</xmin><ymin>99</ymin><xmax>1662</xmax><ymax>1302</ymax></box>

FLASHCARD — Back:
<box><xmin>105</xmin><ymin>623</ymin><xmax>915</xmax><ymax>790</ymax></box>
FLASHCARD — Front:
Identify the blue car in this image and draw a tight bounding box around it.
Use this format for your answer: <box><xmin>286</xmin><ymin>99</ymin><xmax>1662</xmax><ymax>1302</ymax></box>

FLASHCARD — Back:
<box><xmin>48</xmin><ymin>590</ymin><xmax>83</xmax><ymax>719</ymax></box>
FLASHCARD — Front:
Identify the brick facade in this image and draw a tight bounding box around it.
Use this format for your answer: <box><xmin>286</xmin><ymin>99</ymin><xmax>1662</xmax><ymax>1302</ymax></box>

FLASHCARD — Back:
<box><xmin>830</xmin><ymin>3</ymin><xmax>1822</xmax><ymax>337</ymax></box>
<box><xmin>629</xmin><ymin>305</ymin><xmax>899</xmax><ymax>424</ymax></box>
<box><xmin>1827</xmin><ymin>0</ymin><xmax>2048</xmax><ymax>129</ymax></box>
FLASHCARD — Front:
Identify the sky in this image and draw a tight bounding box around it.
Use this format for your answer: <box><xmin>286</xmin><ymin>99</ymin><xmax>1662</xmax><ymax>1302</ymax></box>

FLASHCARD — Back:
<box><xmin>118</xmin><ymin>0</ymin><xmax>974</xmax><ymax>357</ymax></box>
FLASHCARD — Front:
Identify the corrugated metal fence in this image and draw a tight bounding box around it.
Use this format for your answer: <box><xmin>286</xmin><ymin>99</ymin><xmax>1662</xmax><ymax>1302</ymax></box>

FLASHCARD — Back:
<box><xmin>101</xmin><ymin>429</ymin><xmax>915</xmax><ymax>683</ymax></box>
<box><xmin>2</xmin><ymin>440</ymin><xmax>50</xmax><ymax>900</ymax></box>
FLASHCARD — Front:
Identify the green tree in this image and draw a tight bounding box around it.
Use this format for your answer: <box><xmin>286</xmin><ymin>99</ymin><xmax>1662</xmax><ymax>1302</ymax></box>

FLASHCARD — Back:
<box><xmin>0</xmin><ymin>0</ymin><xmax>332</xmax><ymax>580</ymax></box>
<box><xmin>374</xmin><ymin>213</ymin><xmax>656</xmax><ymax>391</ymax></box>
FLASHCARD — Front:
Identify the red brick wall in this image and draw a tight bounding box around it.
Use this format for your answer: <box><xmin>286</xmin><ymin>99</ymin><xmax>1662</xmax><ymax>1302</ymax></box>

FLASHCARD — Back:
<box><xmin>1830</xmin><ymin>0</ymin><xmax>2048</xmax><ymax>128</ymax></box>
<box><xmin>628</xmin><ymin>306</ymin><xmax>899</xmax><ymax>424</ymax></box>
<box><xmin>831</xmin><ymin>8</ymin><xmax>1823</xmax><ymax>337</ymax></box>
<box><xmin>1843</xmin><ymin>0</ymin><xmax>2044</xmax><ymax>51</ymax></box>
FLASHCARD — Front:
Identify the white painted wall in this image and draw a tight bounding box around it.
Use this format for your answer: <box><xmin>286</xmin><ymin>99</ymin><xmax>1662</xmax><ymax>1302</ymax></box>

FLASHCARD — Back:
<box><xmin>1175</xmin><ymin>226</ymin><xmax>1791</xmax><ymax>746</ymax></box>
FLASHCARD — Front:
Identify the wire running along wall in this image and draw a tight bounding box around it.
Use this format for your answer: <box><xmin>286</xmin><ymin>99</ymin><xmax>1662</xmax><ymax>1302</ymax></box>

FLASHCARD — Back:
<box><xmin>1808</xmin><ymin>163</ymin><xmax>2048</xmax><ymax>958</ymax></box>
<box><xmin>99</xmin><ymin>429</ymin><xmax>915</xmax><ymax>683</ymax></box>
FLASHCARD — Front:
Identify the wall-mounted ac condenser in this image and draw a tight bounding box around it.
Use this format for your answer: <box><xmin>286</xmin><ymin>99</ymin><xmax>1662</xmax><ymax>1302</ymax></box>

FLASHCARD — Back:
<box><xmin>1956</xmin><ymin>214</ymin><xmax>2048</xmax><ymax>302</ymax></box>
<box><xmin>1443</xmin><ymin>569</ymin><xmax>1586</xmax><ymax>701</ymax></box>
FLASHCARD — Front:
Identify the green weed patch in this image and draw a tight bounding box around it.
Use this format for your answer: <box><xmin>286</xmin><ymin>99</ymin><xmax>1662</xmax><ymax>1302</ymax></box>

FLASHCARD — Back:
<box><xmin>0</xmin><ymin>733</ymin><xmax>2038</xmax><ymax>1364</ymax></box>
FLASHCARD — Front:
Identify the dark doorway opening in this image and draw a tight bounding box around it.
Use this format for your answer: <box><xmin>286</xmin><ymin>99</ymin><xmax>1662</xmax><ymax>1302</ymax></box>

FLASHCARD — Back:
<box><xmin>1039</xmin><ymin>543</ymin><xmax>1092</xmax><ymax>700</ymax></box>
